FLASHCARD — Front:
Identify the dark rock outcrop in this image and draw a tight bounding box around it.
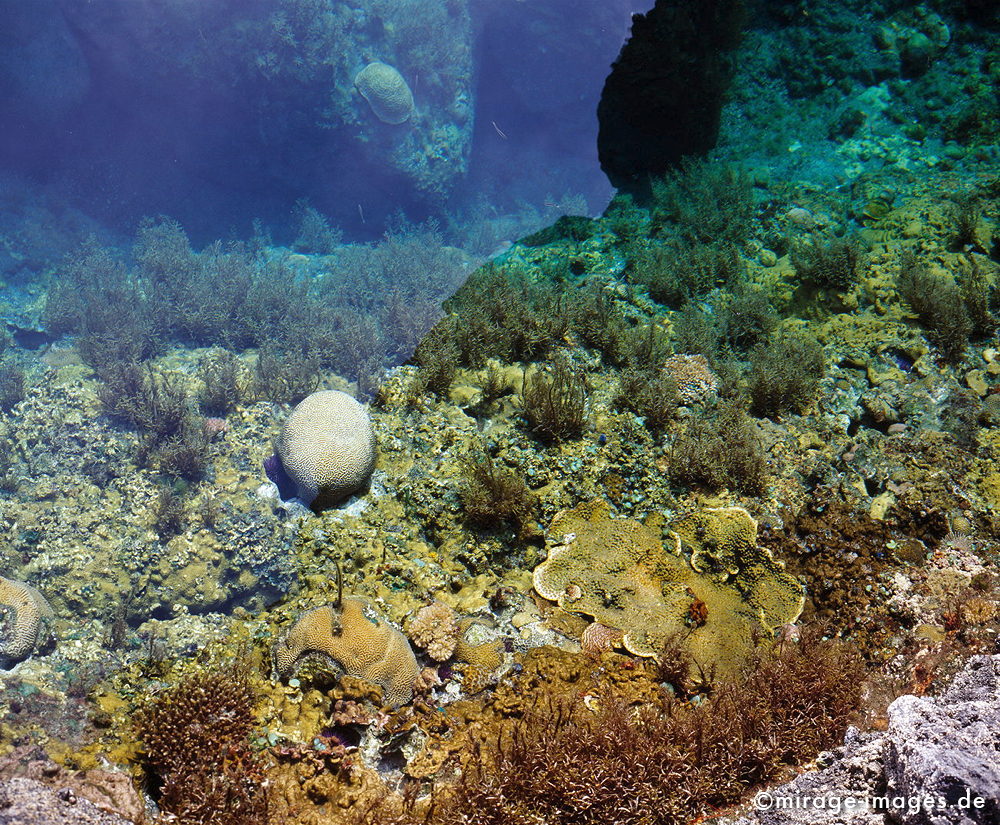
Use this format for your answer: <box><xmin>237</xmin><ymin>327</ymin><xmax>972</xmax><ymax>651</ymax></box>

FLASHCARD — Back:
<box><xmin>733</xmin><ymin>655</ymin><xmax>1000</xmax><ymax>825</ymax></box>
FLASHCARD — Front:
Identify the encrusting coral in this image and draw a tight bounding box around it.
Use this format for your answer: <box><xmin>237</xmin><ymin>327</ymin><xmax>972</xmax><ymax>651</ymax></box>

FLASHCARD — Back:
<box><xmin>533</xmin><ymin>500</ymin><xmax>803</xmax><ymax>675</ymax></box>
<box><xmin>406</xmin><ymin>601</ymin><xmax>460</xmax><ymax>662</ymax></box>
<box><xmin>0</xmin><ymin>575</ymin><xmax>54</xmax><ymax>668</ymax></box>
<box><xmin>274</xmin><ymin>597</ymin><xmax>419</xmax><ymax>706</ymax></box>
<box><xmin>453</xmin><ymin>617</ymin><xmax>505</xmax><ymax>694</ymax></box>
<box><xmin>273</xmin><ymin>389</ymin><xmax>376</xmax><ymax>508</ymax></box>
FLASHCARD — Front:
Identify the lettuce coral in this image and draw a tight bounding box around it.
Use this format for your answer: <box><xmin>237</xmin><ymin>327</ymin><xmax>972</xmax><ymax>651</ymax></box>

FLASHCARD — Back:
<box><xmin>533</xmin><ymin>500</ymin><xmax>803</xmax><ymax>675</ymax></box>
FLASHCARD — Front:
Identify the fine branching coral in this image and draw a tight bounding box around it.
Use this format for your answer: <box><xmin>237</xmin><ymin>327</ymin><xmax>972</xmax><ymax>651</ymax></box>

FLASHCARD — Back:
<box><xmin>134</xmin><ymin>664</ymin><xmax>267</xmax><ymax>825</ymax></box>
<box><xmin>348</xmin><ymin>633</ymin><xmax>863</xmax><ymax>825</ymax></box>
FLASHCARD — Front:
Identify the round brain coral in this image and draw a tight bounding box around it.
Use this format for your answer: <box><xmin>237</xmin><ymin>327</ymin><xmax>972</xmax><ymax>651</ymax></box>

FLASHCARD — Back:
<box><xmin>275</xmin><ymin>390</ymin><xmax>376</xmax><ymax>509</ymax></box>
<box><xmin>354</xmin><ymin>61</ymin><xmax>414</xmax><ymax>124</ymax></box>
<box><xmin>0</xmin><ymin>576</ymin><xmax>53</xmax><ymax>668</ymax></box>
<box><xmin>274</xmin><ymin>597</ymin><xmax>419</xmax><ymax>706</ymax></box>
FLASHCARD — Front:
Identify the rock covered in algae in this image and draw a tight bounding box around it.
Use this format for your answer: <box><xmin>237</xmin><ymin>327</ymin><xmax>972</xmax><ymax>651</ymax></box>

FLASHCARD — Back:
<box><xmin>275</xmin><ymin>390</ymin><xmax>376</xmax><ymax>508</ymax></box>
<box><xmin>274</xmin><ymin>597</ymin><xmax>419</xmax><ymax>706</ymax></box>
<box><xmin>0</xmin><ymin>575</ymin><xmax>54</xmax><ymax>668</ymax></box>
<box><xmin>532</xmin><ymin>500</ymin><xmax>804</xmax><ymax>675</ymax></box>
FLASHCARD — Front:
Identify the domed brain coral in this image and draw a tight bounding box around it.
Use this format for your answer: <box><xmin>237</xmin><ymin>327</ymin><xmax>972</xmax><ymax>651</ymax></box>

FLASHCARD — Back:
<box><xmin>274</xmin><ymin>597</ymin><xmax>419</xmax><ymax>706</ymax></box>
<box><xmin>354</xmin><ymin>61</ymin><xmax>414</xmax><ymax>124</ymax></box>
<box><xmin>275</xmin><ymin>390</ymin><xmax>376</xmax><ymax>508</ymax></box>
<box><xmin>533</xmin><ymin>500</ymin><xmax>803</xmax><ymax>676</ymax></box>
<box><xmin>0</xmin><ymin>576</ymin><xmax>53</xmax><ymax>668</ymax></box>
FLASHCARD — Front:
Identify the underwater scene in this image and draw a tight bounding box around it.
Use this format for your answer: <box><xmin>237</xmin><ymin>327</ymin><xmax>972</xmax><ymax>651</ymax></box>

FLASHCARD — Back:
<box><xmin>1</xmin><ymin>0</ymin><xmax>999</xmax><ymax>823</ymax></box>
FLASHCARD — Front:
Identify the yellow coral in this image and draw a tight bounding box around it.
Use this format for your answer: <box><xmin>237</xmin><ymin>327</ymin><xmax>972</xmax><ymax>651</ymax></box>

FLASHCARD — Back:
<box><xmin>533</xmin><ymin>500</ymin><xmax>803</xmax><ymax>675</ymax></box>
<box><xmin>0</xmin><ymin>576</ymin><xmax>53</xmax><ymax>667</ymax></box>
<box><xmin>274</xmin><ymin>597</ymin><xmax>419</xmax><ymax>706</ymax></box>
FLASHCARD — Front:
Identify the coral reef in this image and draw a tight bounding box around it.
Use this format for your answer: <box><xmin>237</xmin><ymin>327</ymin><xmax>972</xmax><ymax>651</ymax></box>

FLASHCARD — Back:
<box><xmin>406</xmin><ymin>601</ymin><xmax>459</xmax><ymax>662</ymax></box>
<box><xmin>661</xmin><ymin>353</ymin><xmax>719</xmax><ymax>406</ymax></box>
<box><xmin>274</xmin><ymin>597</ymin><xmax>419</xmax><ymax>706</ymax></box>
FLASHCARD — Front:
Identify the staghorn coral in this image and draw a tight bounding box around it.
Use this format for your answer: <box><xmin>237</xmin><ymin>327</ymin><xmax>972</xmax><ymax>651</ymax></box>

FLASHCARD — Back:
<box><xmin>0</xmin><ymin>576</ymin><xmax>54</xmax><ymax>668</ymax></box>
<box><xmin>275</xmin><ymin>597</ymin><xmax>419</xmax><ymax>706</ymax></box>
<box><xmin>354</xmin><ymin>61</ymin><xmax>414</xmax><ymax>124</ymax></box>
<box><xmin>406</xmin><ymin>601</ymin><xmax>460</xmax><ymax>662</ymax></box>
<box><xmin>533</xmin><ymin>500</ymin><xmax>803</xmax><ymax>675</ymax></box>
<box><xmin>661</xmin><ymin>353</ymin><xmax>718</xmax><ymax>406</ymax></box>
<box><xmin>274</xmin><ymin>390</ymin><xmax>376</xmax><ymax>508</ymax></box>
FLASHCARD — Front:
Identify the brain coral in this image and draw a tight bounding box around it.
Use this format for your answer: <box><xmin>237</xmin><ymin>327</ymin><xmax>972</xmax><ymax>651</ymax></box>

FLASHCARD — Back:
<box><xmin>354</xmin><ymin>61</ymin><xmax>414</xmax><ymax>124</ymax></box>
<box><xmin>0</xmin><ymin>576</ymin><xmax>53</xmax><ymax>668</ymax></box>
<box><xmin>533</xmin><ymin>501</ymin><xmax>803</xmax><ymax>675</ymax></box>
<box><xmin>276</xmin><ymin>390</ymin><xmax>376</xmax><ymax>509</ymax></box>
<box><xmin>274</xmin><ymin>597</ymin><xmax>419</xmax><ymax>706</ymax></box>
<box><xmin>662</xmin><ymin>354</ymin><xmax>719</xmax><ymax>405</ymax></box>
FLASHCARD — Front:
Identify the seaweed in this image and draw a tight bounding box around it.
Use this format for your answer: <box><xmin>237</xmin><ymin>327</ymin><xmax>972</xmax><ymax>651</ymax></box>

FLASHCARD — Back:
<box><xmin>748</xmin><ymin>332</ymin><xmax>826</xmax><ymax>417</ymax></box>
<box><xmin>948</xmin><ymin>195</ymin><xmax>983</xmax><ymax>251</ymax></box>
<box><xmin>521</xmin><ymin>356</ymin><xmax>589</xmax><ymax>442</ymax></box>
<box><xmin>790</xmin><ymin>234</ymin><xmax>865</xmax><ymax>292</ymax></box>
<box><xmin>198</xmin><ymin>349</ymin><xmax>250</xmax><ymax>415</ymax></box>
<box><xmin>144</xmin><ymin>420</ymin><xmax>210</xmax><ymax>482</ymax></box>
<box><xmin>649</xmin><ymin>159</ymin><xmax>755</xmax><ymax>246</ymax></box>
<box><xmin>460</xmin><ymin>448</ymin><xmax>536</xmax><ymax>535</ymax></box>
<box><xmin>97</xmin><ymin>361</ymin><xmax>190</xmax><ymax>439</ymax></box>
<box><xmin>134</xmin><ymin>663</ymin><xmax>268</xmax><ymax>824</ymax></box>
<box><xmin>413</xmin><ymin>324</ymin><xmax>460</xmax><ymax>398</ymax></box>
<box><xmin>629</xmin><ymin>240</ymin><xmax>744</xmax><ymax>305</ymax></box>
<box><xmin>251</xmin><ymin>344</ymin><xmax>320</xmax><ymax>405</ymax></box>
<box><xmin>717</xmin><ymin>284</ymin><xmax>779</xmax><ymax>352</ymax></box>
<box><xmin>153</xmin><ymin>486</ymin><xmax>187</xmax><ymax>538</ymax></box>
<box><xmin>291</xmin><ymin>200</ymin><xmax>342</xmax><ymax>254</ymax></box>
<box><xmin>897</xmin><ymin>252</ymin><xmax>972</xmax><ymax>362</ymax></box>
<box><xmin>348</xmin><ymin>632</ymin><xmax>863</xmax><ymax>825</ymax></box>
<box><xmin>0</xmin><ymin>361</ymin><xmax>26</xmax><ymax>411</ymax></box>
<box><xmin>614</xmin><ymin>368</ymin><xmax>680</xmax><ymax>433</ymax></box>
<box><xmin>669</xmin><ymin>401</ymin><xmax>767</xmax><ymax>495</ymax></box>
